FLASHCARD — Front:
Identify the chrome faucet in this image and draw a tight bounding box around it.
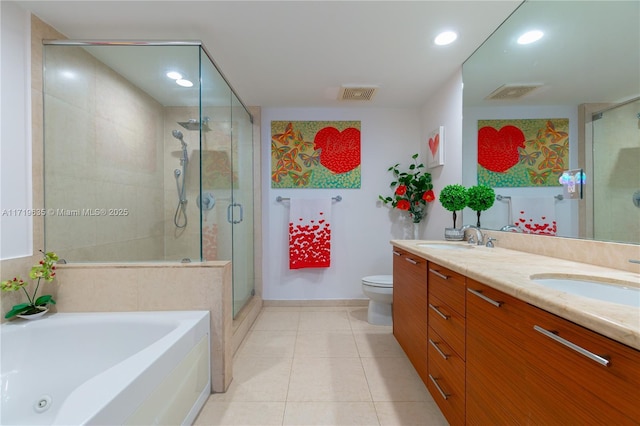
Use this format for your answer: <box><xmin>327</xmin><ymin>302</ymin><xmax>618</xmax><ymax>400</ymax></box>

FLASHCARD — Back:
<box><xmin>461</xmin><ymin>224</ymin><xmax>484</xmax><ymax>245</ymax></box>
<box><xmin>500</xmin><ymin>225</ymin><xmax>523</xmax><ymax>233</ymax></box>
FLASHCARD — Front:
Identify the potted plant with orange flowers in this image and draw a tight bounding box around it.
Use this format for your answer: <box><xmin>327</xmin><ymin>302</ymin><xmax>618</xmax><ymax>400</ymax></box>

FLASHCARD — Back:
<box><xmin>379</xmin><ymin>153</ymin><xmax>436</xmax><ymax>238</ymax></box>
<box><xmin>1</xmin><ymin>250</ymin><xmax>59</xmax><ymax>319</ymax></box>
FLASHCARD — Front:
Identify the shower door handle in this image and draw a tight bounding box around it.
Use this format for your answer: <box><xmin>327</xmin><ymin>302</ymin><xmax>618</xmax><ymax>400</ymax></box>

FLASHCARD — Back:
<box><xmin>227</xmin><ymin>203</ymin><xmax>243</xmax><ymax>224</ymax></box>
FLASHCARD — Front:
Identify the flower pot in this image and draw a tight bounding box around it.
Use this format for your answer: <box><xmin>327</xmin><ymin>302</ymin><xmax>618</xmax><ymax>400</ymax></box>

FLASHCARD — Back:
<box><xmin>444</xmin><ymin>227</ymin><xmax>465</xmax><ymax>241</ymax></box>
<box><xmin>17</xmin><ymin>307</ymin><xmax>49</xmax><ymax>320</ymax></box>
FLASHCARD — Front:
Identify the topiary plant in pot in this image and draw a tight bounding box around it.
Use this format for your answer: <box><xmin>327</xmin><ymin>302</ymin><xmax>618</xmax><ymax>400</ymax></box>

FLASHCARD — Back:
<box><xmin>467</xmin><ymin>184</ymin><xmax>495</xmax><ymax>227</ymax></box>
<box><xmin>439</xmin><ymin>184</ymin><xmax>468</xmax><ymax>240</ymax></box>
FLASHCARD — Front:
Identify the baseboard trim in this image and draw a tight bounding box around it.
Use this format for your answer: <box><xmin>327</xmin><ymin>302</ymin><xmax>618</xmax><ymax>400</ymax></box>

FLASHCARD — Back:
<box><xmin>263</xmin><ymin>299</ymin><xmax>368</xmax><ymax>307</ymax></box>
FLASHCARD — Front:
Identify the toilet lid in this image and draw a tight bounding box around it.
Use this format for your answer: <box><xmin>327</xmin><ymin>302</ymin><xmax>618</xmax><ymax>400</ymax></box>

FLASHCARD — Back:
<box><xmin>362</xmin><ymin>275</ymin><xmax>393</xmax><ymax>288</ymax></box>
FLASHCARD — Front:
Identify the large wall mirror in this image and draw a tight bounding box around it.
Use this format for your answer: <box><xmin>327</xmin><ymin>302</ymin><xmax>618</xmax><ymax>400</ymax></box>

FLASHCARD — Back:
<box><xmin>461</xmin><ymin>0</ymin><xmax>639</xmax><ymax>244</ymax></box>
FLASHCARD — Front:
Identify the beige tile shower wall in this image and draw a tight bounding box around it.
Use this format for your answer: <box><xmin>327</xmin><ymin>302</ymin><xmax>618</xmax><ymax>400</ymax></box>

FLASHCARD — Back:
<box><xmin>480</xmin><ymin>230</ymin><xmax>640</xmax><ymax>274</ymax></box>
<box><xmin>164</xmin><ymin>107</ymin><xmax>203</xmax><ymax>261</ymax></box>
<box><xmin>593</xmin><ymin>101</ymin><xmax>640</xmax><ymax>243</ymax></box>
<box><xmin>163</xmin><ymin>106</ymin><xmax>236</xmax><ymax>261</ymax></box>
<box><xmin>44</xmin><ymin>42</ymin><xmax>165</xmax><ymax>261</ymax></box>
<box><xmin>53</xmin><ymin>261</ymin><xmax>233</xmax><ymax>393</ymax></box>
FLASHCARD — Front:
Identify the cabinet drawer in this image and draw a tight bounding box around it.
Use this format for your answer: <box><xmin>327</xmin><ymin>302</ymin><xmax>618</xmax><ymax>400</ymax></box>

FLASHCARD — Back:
<box><xmin>428</xmin><ymin>263</ymin><xmax>466</xmax><ymax>316</ymax></box>
<box><xmin>466</xmin><ymin>279</ymin><xmax>528</xmax><ymax>329</ymax></box>
<box><xmin>525</xmin><ymin>307</ymin><xmax>640</xmax><ymax>424</ymax></box>
<box><xmin>394</xmin><ymin>248</ymin><xmax>427</xmax><ymax>273</ymax></box>
<box><xmin>428</xmin><ymin>294</ymin><xmax>465</xmax><ymax>360</ymax></box>
<box><xmin>428</xmin><ymin>328</ymin><xmax>465</xmax><ymax>426</ymax></box>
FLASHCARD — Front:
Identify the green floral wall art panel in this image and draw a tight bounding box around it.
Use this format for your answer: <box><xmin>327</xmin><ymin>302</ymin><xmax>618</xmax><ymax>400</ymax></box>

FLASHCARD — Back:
<box><xmin>271</xmin><ymin>121</ymin><xmax>361</xmax><ymax>188</ymax></box>
<box><xmin>477</xmin><ymin>118</ymin><xmax>569</xmax><ymax>187</ymax></box>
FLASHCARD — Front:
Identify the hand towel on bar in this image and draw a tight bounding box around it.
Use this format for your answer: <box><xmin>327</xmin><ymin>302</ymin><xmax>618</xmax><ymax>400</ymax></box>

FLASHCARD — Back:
<box><xmin>510</xmin><ymin>196</ymin><xmax>557</xmax><ymax>235</ymax></box>
<box><xmin>289</xmin><ymin>198</ymin><xmax>332</xmax><ymax>269</ymax></box>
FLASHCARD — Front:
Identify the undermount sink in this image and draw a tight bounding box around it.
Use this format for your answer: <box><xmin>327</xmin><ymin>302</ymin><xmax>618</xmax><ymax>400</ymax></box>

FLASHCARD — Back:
<box><xmin>416</xmin><ymin>242</ymin><xmax>474</xmax><ymax>250</ymax></box>
<box><xmin>530</xmin><ymin>274</ymin><xmax>640</xmax><ymax>307</ymax></box>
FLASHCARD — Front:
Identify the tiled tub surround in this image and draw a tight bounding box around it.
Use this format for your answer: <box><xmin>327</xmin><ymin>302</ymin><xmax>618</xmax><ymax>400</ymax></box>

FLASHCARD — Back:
<box><xmin>52</xmin><ymin>261</ymin><xmax>233</xmax><ymax>392</ymax></box>
<box><xmin>391</xmin><ymin>238</ymin><xmax>640</xmax><ymax>350</ymax></box>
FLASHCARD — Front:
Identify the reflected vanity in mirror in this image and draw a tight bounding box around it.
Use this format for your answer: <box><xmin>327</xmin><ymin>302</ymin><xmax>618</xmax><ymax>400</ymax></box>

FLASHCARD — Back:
<box><xmin>461</xmin><ymin>0</ymin><xmax>639</xmax><ymax>244</ymax></box>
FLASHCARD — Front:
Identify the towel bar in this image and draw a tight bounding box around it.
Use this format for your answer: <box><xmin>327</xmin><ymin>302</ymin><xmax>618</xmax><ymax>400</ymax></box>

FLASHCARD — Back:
<box><xmin>496</xmin><ymin>194</ymin><xmax>563</xmax><ymax>201</ymax></box>
<box><xmin>276</xmin><ymin>195</ymin><xmax>342</xmax><ymax>202</ymax></box>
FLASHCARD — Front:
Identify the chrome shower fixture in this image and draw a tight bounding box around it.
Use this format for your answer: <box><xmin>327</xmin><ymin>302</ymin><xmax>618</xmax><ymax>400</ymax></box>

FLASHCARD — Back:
<box><xmin>178</xmin><ymin>116</ymin><xmax>210</xmax><ymax>131</ymax></box>
<box><xmin>171</xmin><ymin>129</ymin><xmax>187</xmax><ymax>148</ymax></box>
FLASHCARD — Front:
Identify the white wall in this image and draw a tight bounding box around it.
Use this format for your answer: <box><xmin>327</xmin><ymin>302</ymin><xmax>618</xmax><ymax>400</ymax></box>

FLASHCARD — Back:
<box><xmin>0</xmin><ymin>1</ymin><xmax>32</xmax><ymax>259</ymax></box>
<box><xmin>261</xmin><ymin>107</ymin><xmax>425</xmax><ymax>301</ymax></box>
<box><xmin>419</xmin><ymin>69</ymin><xmax>464</xmax><ymax>236</ymax></box>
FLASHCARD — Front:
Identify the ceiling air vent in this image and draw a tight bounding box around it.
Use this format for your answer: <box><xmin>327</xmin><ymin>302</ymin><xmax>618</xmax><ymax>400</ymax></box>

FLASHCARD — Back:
<box><xmin>338</xmin><ymin>85</ymin><xmax>378</xmax><ymax>101</ymax></box>
<box><xmin>485</xmin><ymin>84</ymin><xmax>542</xmax><ymax>100</ymax></box>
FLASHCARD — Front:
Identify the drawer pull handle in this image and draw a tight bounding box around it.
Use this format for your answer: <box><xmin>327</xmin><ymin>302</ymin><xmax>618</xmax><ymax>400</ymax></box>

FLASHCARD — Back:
<box><xmin>392</xmin><ymin>250</ymin><xmax>401</xmax><ymax>256</ymax></box>
<box><xmin>429</xmin><ymin>339</ymin><xmax>449</xmax><ymax>360</ymax></box>
<box><xmin>428</xmin><ymin>374</ymin><xmax>449</xmax><ymax>400</ymax></box>
<box><xmin>429</xmin><ymin>268</ymin><xmax>449</xmax><ymax>280</ymax></box>
<box><xmin>533</xmin><ymin>325</ymin><xmax>610</xmax><ymax>367</ymax></box>
<box><xmin>405</xmin><ymin>257</ymin><xmax>419</xmax><ymax>265</ymax></box>
<box><xmin>468</xmin><ymin>288</ymin><xmax>503</xmax><ymax>307</ymax></box>
<box><xmin>429</xmin><ymin>304</ymin><xmax>450</xmax><ymax>320</ymax></box>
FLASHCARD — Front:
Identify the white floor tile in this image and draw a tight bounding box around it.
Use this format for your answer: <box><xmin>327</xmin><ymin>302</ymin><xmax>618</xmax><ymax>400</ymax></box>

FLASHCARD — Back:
<box><xmin>294</xmin><ymin>330</ymin><xmax>359</xmax><ymax>358</ymax></box>
<box><xmin>298</xmin><ymin>310</ymin><xmax>352</xmax><ymax>330</ymax></box>
<box><xmin>284</xmin><ymin>402</ymin><xmax>380</xmax><ymax>425</ymax></box>
<box><xmin>237</xmin><ymin>330</ymin><xmax>297</xmax><ymax>358</ymax></box>
<box><xmin>287</xmin><ymin>357</ymin><xmax>372</xmax><ymax>402</ymax></box>
<box><xmin>193</xmin><ymin>401</ymin><xmax>285</xmax><ymax>425</ymax></box>
<box><xmin>353</xmin><ymin>331</ymin><xmax>406</xmax><ymax>358</ymax></box>
<box><xmin>252</xmin><ymin>310</ymin><xmax>300</xmax><ymax>331</ymax></box>
<box><xmin>210</xmin><ymin>356</ymin><xmax>292</xmax><ymax>402</ymax></box>
<box><xmin>374</xmin><ymin>401</ymin><xmax>449</xmax><ymax>426</ymax></box>
<box><xmin>195</xmin><ymin>306</ymin><xmax>447</xmax><ymax>426</ymax></box>
<box><xmin>361</xmin><ymin>357</ymin><xmax>431</xmax><ymax>402</ymax></box>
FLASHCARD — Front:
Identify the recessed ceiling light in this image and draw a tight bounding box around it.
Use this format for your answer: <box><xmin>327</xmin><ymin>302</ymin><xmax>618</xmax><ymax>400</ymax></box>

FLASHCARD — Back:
<box><xmin>517</xmin><ymin>30</ymin><xmax>544</xmax><ymax>45</ymax></box>
<box><xmin>166</xmin><ymin>71</ymin><xmax>182</xmax><ymax>80</ymax></box>
<box><xmin>434</xmin><ymin>31</ymin><xmax>458</xmax><ymax>46</ymax></box>
<box><xmin>176</xmin><ymin>79</ymin><xmax>193</xmax><ymax>88</ymax></box>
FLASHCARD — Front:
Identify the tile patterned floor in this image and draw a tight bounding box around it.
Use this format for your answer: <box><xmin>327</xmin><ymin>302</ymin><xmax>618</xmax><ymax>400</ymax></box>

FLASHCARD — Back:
<box><xmin>194</xmin><ymin>306</ymin><xmax>448</xmax><ymax>426</ymax></box>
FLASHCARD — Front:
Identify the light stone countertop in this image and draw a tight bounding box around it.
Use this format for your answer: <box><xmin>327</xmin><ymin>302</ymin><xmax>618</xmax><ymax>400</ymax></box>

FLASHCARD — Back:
<box><xmin>391</xmin><ymin>239</ymin><xmax>640</xmax><ymax>351</ymax></box>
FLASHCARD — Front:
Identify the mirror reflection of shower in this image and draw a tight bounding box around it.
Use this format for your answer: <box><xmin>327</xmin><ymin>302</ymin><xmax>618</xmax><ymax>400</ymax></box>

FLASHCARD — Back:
<box><xmin>171</xmin><ymin>129</ymin><xmax>189</xmax><ymax>229</ymax></box>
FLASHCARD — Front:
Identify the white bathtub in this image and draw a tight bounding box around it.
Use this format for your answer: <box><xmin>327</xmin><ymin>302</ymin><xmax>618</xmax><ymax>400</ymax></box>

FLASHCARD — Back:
<box><xmin>0</xmin><ymin>311</ymin><xmax>210</xmax><ymax>425</ymax></box>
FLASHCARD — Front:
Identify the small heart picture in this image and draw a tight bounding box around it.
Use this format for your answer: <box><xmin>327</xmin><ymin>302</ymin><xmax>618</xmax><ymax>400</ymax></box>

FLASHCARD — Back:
<box><xmin>427</xmin><ymin>126</ymin><xmax>445</xmax><ymax>168</ymax></box>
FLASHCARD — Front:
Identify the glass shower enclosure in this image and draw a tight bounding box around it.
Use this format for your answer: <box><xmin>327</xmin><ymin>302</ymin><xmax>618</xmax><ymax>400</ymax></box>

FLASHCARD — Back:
<box><xmin>42</xmin><ymin>41</ymin><xmax>254</xmax><ymax>316</ymax></box>
<box><xmin>591</xmin><ymin>98</ymin><xmax>640</xmax><ymax>244</ymax></box>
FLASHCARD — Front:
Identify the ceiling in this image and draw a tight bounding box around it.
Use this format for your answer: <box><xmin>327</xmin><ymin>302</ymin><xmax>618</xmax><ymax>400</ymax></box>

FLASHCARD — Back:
<box><xmin>14</xmin><ymin>0</ymin><xmax>523</xmax><ymax>108</ymax></box>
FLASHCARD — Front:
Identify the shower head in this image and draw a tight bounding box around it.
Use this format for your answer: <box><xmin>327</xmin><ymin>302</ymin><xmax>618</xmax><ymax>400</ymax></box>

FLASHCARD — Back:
<box><xmin>172</xmin><ymin>130</ymin><xmax>184</xmax><ymax>141</ymax></box>
<box><xmin>178</xmin><ymin>117</ymin><xmax>211</xmax><ymax>132</ymax></box>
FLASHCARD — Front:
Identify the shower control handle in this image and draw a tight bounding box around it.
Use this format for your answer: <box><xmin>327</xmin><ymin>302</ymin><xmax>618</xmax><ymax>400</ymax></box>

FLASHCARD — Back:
<box><xmin>227</xmin><ymin>203</ymin><xmax>243</xmax><ymax>224</ymax></box>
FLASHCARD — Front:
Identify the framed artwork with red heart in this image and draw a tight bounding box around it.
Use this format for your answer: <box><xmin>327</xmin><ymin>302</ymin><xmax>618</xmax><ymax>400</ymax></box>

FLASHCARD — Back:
<box><xmin>477</xmin><ymin>118</ymin><xmax>569</xmax><ymax>187</ymax></box>
<box><xmin>270</xmin><ymin>121</ymin><xmax>361</xmax><ymax>188</ymax></box>
<box><xmin>427</xmin><ymin>126</ymin><xmax>445</xmax><ymax>168</ymax></box>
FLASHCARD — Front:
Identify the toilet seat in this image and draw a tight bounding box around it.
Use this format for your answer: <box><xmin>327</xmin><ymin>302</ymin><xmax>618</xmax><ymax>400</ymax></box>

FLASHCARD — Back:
<box><xmin>362</xmin><ymin>275</ymin><xmax>393</xmax><ymax>288</ymax></box>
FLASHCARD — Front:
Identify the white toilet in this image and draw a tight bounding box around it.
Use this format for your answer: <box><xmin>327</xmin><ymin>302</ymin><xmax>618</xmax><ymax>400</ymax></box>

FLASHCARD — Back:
<box><xmin>361</xmin><ymin>275</ymin><xmax>393</xmax><ymax>326</ymax></box>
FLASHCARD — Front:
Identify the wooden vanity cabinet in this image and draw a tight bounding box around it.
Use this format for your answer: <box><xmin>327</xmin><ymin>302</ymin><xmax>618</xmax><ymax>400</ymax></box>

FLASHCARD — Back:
<box><xmin>392</xmin><ymin>247</ymin><xmax>428</xmax><ymax>383</ymax></box>
<box><xmin>427</xmin><ymin>263</ymin><xmax>466</xmax><ymax>426</ymax></box>
<box><xmin>465</xmin><ymin>279</ymin><xmax>530</xmax><ymax>425</ymax></box>
<box><xmin>525</xmin><ymin>305</ymin><xmax>640</xmax><ymax>425</ymax></box>
<box><xmin>392</xmin><ymin>248</ymin><xmax>640</xmax><ymax>425</ymax></box>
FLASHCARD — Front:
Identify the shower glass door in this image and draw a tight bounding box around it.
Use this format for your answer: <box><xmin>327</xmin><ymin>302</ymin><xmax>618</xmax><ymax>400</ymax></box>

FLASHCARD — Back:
<box><xmin>199</xmin><ymin>47</ymin><xmax>255</xmax><ymax>317</ymax></box>
<box><xmin>230</xmin><ymin>92</ymin><xmax>254</xmax><ymax>316</ymax></box>
<box><xmin>592</xmin><ymin>98</ymin><xmax>640</xmax><ymax>243</ymax></box>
